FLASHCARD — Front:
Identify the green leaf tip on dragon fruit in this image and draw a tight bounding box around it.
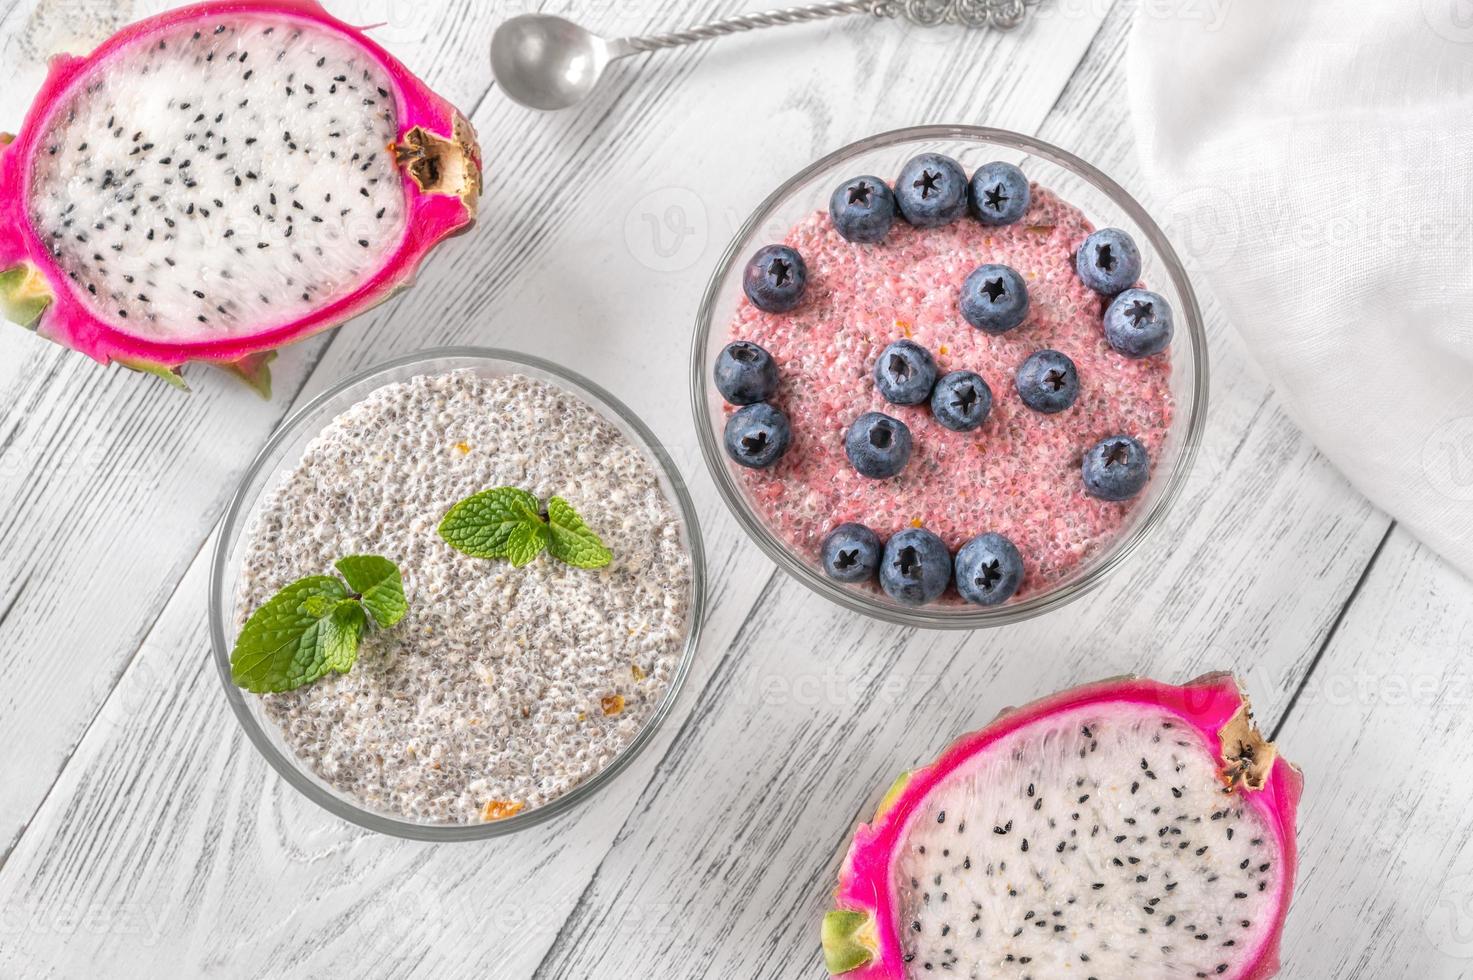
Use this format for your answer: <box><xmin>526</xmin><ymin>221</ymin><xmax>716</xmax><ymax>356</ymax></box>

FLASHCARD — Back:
<box><xmin>114</xmin><ymin>356</ymin><xmax>189</xmax><ymax>390</ymax></box>
<box><xmin>0</xmin><ymin>0</ymin><xmax>482</xmax><ymax>393</ymax></box>
<box><xmin>823</xmin><ymin>909</ymin><xmax>879</xmax><ymax>975</ymax></box>
<box><xmin>0</xmin><ymin>262</ymin><xmax>51</xmax><ymax>329</ymax></box>
<box><xmin>822</xmin><ymin>673</ymin><xmax>1302</xmax><ymax>979</ymax></box>
<box><xmin>219</xmin><ymin>350</ymin><xmax>277</xmax><ymax>398</ymax></box>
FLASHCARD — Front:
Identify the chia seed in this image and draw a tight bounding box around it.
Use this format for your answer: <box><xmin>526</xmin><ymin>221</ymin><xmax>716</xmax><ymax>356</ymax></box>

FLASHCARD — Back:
<box><xmin>726</xmin><ymin>185</ymin><xmax>1175</xmax><ymax>600</ymax></box>
<box><xmin>237</xmin><ymin>369</ymin><xmax>693</xmax><ymax>824</ymax></box>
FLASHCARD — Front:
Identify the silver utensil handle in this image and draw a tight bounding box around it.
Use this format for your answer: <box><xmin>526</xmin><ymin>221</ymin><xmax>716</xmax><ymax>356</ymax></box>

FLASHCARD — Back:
<box><xmin>618</xmin><ymin>1</ymin><xmax>887</xmax><ymax>53</ymax></box>
<box><xmin>615</xmin><ymin>0</ymin><xmax>1040</xmax><ymax>54</ymax></box>
<box><xmin>898</xmin><ymin>0</ymin><xmax>1035</xmax><ymax>30</ymax></box>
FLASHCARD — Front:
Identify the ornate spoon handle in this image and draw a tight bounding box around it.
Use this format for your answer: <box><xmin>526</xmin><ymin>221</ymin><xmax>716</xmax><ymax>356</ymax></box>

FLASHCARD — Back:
<box><xmin>616</xmin><ymin>0</ymin><xmax>1038</xmax><ymax>54</ymax></box>
<box><xmin>897</xmin><ymin>0</ymin><xmax>1036</xmax><ymax>29</ymax></box>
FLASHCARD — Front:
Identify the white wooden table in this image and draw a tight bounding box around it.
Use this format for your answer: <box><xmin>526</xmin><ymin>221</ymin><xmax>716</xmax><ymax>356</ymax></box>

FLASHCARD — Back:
<box><xmin>1</xmin><ymin>1</ymin><xmax>1469</xmax><ymax>976</ymax></box>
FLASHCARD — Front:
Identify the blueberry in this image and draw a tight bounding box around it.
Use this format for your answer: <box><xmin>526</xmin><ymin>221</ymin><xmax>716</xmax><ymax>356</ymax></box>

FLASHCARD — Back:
<box><xmin>743</xmin><ymin>244</ymin><xmax>808</xmax><ymax>313</ymax></box>
<box><xmin>1014</xmin><ymin>349</ymin><xmax>1079</xmax><ymax>414</ymax></box>
<box><xmin>954</xmin><ymin>532</ymin><xmax>1024</xmax><ymax>606</ymax></box>
<box><xmin>895</xmin><ymin>153</ymin><xmax>968</xmax><ymax>228</ymax></box>
<box><xmin>714</xmin><ymin>341</ymin><xmax>779</xmax><ymax>405</ymax></box>
<box><xmin>960</xmin><ymin>263</ymin><xmax>1029</xmax><ymax>334</ymax></box>
<box><xmin>723</xmin><ymin>402</ymin><xmax>791</xmax><ymax>469</ymax></box>
<box><xmin>845</xmin><ymin>412</ymin><xmax>913</xmax><ymax>479</ymax></box>
<box><xmin>1103</xmin><ymin>288</ymin><xmax>1174</xmax><ymax>358</ymax></box>
<box><xmin>1082</xmin><ymin>434</ymin><xmax>1150</xmax><ymax>501</ymax></box>
<box><xmin>874</xmin><ymin>339</ymin><xmax>938</xmax><ymax>406</ymax></box>
<box><xmin>968</xmin><ymin>161</ymin><xmax>1030</xmax><ymax>226</ymax></box>
<box><xmin>829</xmin><ymin>174</ymin><xmax>897</xmax><ymax>244</ymax></box>
<box><xmin>930</xmin><ymin>370</ymin><xmax>993</xmax><ymax>432</ymax></box>
<box><xmin>821</xmin><ymin>523</ymin><xmax>882</xmax><ymax>584</ymax></box>
<box><xmin>880</xmin><ymin>528</ymin><xmax>952</xmax><ymax>606</ymax></box>
<box><xmin>1074</xmin><ymin>228</ymin><xmax>1141</xmax><ymax>295</ymax></box>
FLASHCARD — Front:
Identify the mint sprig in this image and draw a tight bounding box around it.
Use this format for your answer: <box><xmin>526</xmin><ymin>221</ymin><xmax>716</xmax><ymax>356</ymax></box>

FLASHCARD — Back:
<box><xmin>437</xmin><ymin>487</ymin><xmax>547</xmax><ymax>566</ymax></box>
<box><xmin>230</xmin><ymin>555</ymin><xmax>407</xmax><ymax>694</ymax></box>
<box><xmin>439</xmin><ymin>488</ymin><xmax>612</xmax><ymax>570</ymax></box>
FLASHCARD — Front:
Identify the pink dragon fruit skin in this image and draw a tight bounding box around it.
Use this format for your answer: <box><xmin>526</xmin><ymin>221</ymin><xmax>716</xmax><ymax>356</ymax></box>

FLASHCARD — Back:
<box><xmin>0</xmin><ymin>0</ymin><xmax>481</xmax><ymax>393</ymax></box>
<box><xmin>823</xmin><ymin>673</ymin><xmax>1302</xmax><ymax>979</ymax></box>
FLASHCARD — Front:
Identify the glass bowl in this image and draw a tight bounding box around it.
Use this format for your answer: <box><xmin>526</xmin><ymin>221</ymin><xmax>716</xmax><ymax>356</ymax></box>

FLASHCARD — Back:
<box><xmin>690</xmin><ymin>125</ymin><xmax>1207</xmax><ymax>629</ymax></box>
<box><xmin>209</xmin><ymin>348</ymin><xmax>706</xmax><ymax>840</ymax></box>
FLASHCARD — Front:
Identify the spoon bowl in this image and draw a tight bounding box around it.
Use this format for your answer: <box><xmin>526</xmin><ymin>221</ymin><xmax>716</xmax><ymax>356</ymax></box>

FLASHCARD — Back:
<box><xmin>489</xmin><ymin>3</ymin><xmax>899</xmax><ymax>112</ymax></box>
<box><xmin>490</xmin><ymin>14</ymin><xmax>619</xmax><ymax>111</ymax></box>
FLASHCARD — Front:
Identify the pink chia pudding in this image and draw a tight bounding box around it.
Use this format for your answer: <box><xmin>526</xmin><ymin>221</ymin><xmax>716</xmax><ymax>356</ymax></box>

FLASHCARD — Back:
<box><xmin>724</xmin><ymin>185</ymin><xmax>1174</xmax><ymax>602</ymax></box>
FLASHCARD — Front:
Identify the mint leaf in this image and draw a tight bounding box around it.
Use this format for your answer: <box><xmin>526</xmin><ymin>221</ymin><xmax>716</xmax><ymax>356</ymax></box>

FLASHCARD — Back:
<box><xmin>302</xmin><ymin>593</ymin><xmax>337</xmax><ymax>617</ymax></box>
<box><xmin>322</xmin><ymin>600</ymin><xmax>368</xmax><ymax>674</ymax></box>
<box><xmin>231</xmin><ymin>554</ymin><xmax>407</xmax><ymax>693</ymax></box>
<box><xmin>546</xmin><ymin>497</ymin><xmax>612</xmax><ymax>569</ymax></box>
<box><xmin>439</xmin><ymin>487</ymin><xmax>545</xmax><ymax>560</ymax></box>
<box><xmin>506</xmin><ymin>519</ymin><xmax>552</xmax><ymax>567</ymax></box>
<box><xmin>230</xmin><ymin>576</ymin><xmax>361</xmax><ymax>693</ymax></box>
<box><xmin>334</xmin><ymin>554</ymin><xmax>408</xmax><ymax>628</ymax></box>
<box><xmin>439</xmin><ymin>488</ymin><xmax>612</xmax><ymax>570</ymax></box>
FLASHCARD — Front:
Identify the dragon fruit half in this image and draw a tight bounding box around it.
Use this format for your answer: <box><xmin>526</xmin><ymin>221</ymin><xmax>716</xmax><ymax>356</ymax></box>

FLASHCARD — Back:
<box><xmin>823</xmin><ymin>674</ymin><xmax>1301</xmax><ymax>979</ymax></box>
<box><xmin>0</xmin><ymin>0</ymin><xmax>481</xmax><ymax>392</ymax></box>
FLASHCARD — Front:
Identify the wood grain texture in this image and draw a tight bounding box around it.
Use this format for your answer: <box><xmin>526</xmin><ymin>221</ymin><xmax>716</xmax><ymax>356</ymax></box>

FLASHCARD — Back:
<box><xmin>1274</xmin><ymin>527</ymin><xmax>1473</xmax><ymax>980</ymax></box>
<box><xmin>0</xmin><ymin>0</ymin><xmax>1468</xmax><ymax>977</ymax></box>
<box><xmin>531</xmin><ymin>5</ymin><xmax>1404</xmax><ymax>977</ymax></box>
<box><xmin>0</xmin><ymin>535</ymin><xmax>774</xmax><ymax>978</ymax></box>
<box><xmin>0</xmin><ymin>0</ymin><xmax>503</xmax><ymax>857</ymax></box>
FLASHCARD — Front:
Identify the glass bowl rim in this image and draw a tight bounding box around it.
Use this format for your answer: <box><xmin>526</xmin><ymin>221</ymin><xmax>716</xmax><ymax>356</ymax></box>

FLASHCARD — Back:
<box><xmin>689</xmin><ymin>124</ymin><xmax>1208</xmax><ymax>630</ymax></box>
<box><xmin>208</xmin><ymin>346</ymin><xmax>707</xmax><ymax>841</ymax></box>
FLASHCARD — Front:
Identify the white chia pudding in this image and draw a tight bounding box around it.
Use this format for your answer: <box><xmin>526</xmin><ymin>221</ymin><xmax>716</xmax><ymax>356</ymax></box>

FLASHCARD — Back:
<box><xmin>236</xmin><ymin>369</ymin><xmax>694</xmax><ymax>824</ymax></box>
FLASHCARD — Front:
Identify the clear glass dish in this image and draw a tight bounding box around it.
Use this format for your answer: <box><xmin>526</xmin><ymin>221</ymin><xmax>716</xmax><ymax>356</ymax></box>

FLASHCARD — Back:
<box><xmin>209</xmin><ymin>348</ymin><xmax>706</xmax><ymax>840</ymax></box>
<box><xmin>690</xmin><ymin>125</ymin><xmax>1207</xmax><ymax>629</ymax></box>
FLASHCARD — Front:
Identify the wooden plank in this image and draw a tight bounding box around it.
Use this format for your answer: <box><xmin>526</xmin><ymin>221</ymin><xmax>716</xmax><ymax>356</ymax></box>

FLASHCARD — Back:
<box><xmin>530</xmin><ymin>5</ymin><xmax>1400</xmax><ymax>977</ymax></box>
<box><xmin>0</xmin><ymin>0</ymin><xmax>513</xmax><ymax>856</ymax></box>
<box><xmin>2</xmin><ymin>0</ymin><xmax>1441</xmax><ymax>977</ymax></box>
<box><xmin>0</xmin><ymin>535</ymin><xmax>775</xmax><ymax>977</ymax></box>
<box><xmin>1271</xmin><ymin>527</ymin><xmax>1473</xmax><ymax>980</ymax></box>
<box><xmin>528</xmin><ymin>469</ymin><xmax>1388</xmax><ymax>977</ymax></box>
<box><xmin>0</xmin><ymin>0</ymin><xmax>1118</xmax><ymax>972</ymax></box>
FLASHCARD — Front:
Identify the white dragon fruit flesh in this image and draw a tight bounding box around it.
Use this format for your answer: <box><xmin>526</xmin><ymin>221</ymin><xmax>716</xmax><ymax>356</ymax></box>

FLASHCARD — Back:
<box><xmin>823</xmin><ymin>674</ymin><xmax>1301</xmax><ymax>979</ymax></box>
<box><xmin>0</xmin><ymin>0</ymin><xmax>481</xmax><ymax>392</ymax></box>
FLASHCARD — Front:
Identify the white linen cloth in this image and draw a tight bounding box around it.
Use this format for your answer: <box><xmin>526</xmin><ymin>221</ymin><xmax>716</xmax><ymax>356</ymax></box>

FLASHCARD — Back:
<box><xmin>1128</xmin><ymin>0</ymin><xmax>1473</xmax><ymax>578</ymax></box>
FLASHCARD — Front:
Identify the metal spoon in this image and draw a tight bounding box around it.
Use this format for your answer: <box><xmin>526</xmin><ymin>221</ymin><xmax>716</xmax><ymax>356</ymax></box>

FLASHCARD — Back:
<box><xmin>490</xmin><ymin>1</ymin><xmax>1035</xmax><ymax>111</ymax></box>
